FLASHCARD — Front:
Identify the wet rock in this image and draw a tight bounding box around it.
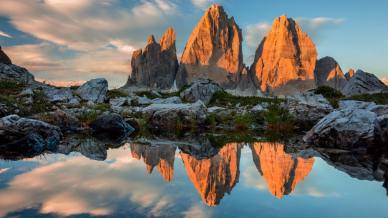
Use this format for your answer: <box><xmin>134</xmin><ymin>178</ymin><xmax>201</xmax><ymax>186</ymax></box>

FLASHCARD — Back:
<box><xmin>76</xmin><ymin>78</ymin><xmax>108</xmax><ymax>103</ymax></box>
<box><xmin>180</xmin><ymin>79</ymin><xmax>222</xmax><ymax>104</ymax></box>
<box><xmin>80</xmin><ymin>138</ymin><xmax>107</xmax><ymax>161</ymax></box>
<box><xmin>286</xmin><ymin>92</ymin><xmax>333</xmax><ymax>124</ymax></box>
<box><xmin>90</xmin><ymin>113</ymin><xmax>135</xmax><ymax>137</ymax></box>
<box><xmin>342</xmin><ymin>70</ymin><xmax>388</xmax><ymax>96</ymax></box>
<box><xmin>0</xmin><ymin>115</ymin><xmax>62</xmax><ymax>154</ymax></box>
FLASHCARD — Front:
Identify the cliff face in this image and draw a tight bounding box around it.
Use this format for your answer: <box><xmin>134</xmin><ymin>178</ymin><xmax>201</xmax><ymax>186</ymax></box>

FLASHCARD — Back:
<box><xmin>126</xmin><ymin>27</ymin><xmax>178</xmax><ymax>90</ymax></box>
<box><xmin>176</xmin><ymin>4</ymin><xmax>243</xmax><ymax>89</ymax></box>
<box><xmin>314</xmin><ymin>56</ymin><xmax>347</xmax><ymax>90</ymax></box>
<box><xmin>250</xmin><ymin>15</ymin><xmax>317</xmax><ymax>95</ymax></box>
<box><xmin>0</xmin><ymin>46</ymin><xmax>12</xmax><ymax>65</ymax></box>
<box><xmin>130</xmin><ymin>143</ymin><xmax>176</xmax><ymax>182</ymax></box>
<box><xmin>250</xmin><ymin>142</ymin><xmax>314</xmax><ymax>198</ymax></box>
<box><xmin>180</xmin><ymin>143</ymin><xmax>242</xmax><ymax>206</ymax></box>
<box><xmin>342</xmin><ymin>69</ymin><xmax>388</xmax><ymax>96</ymax></box>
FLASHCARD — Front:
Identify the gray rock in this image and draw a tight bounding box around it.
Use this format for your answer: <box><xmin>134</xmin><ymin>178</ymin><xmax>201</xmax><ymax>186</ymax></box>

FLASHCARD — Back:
<box><xmin>109</xmin><ymin>97</ymin><xmax>130</xmax><ymax>108</ymax></box>
<box><xmin>314</xmin><ymin>56</ymin><xmax>347</xmax><ymax>90</ymax></box>
<box><xmin>286</xmin><ymin>92</ymin><xmax>333</xmax><ymax>124</ymax></box>
<box><xmin>76</xmin><ymin>78</ymin><xmax>108</xmax><ymax>103</ymax></box>
<box><xmin>180</xmin><ymin>79</ymin><xmax>223</xmax><ymax>104</ymax></box>
<box><xmin>251</xmin><ymin>104</ymin><xmax>265</xmax><ymax>113</ymax></box>
<box><xmin>0</xmin><ymin>63</ymin><xmax>35</xmax><ymax>84</ymax></box>
<box><xmin>0</xmin><ymin>46</ymin><xmax>12</xmax><ymax>65</ymax></box>
<box><xmin>80</xmin><ymin>138</ymin><xmax>107</xmax><ymax>161</ymax></box>
<box><xmin>19</xmin><ymin>88</ymin><xmax>33</xmax><ymax>96</ymax></box>
<box><xmin>33</xmin><ymin>110</ymin><xmax>81</xmax><ymax>132</ymax></box>
<box><xmin>304</xmin><ymin>100</ymin><xmax>388</xmax><ymax>149</ymax></box>
<box><xmin>342</xmin><ymin>70</ymin><xmax>388</xmax><ymax>96</ymax></box>
<box><xmin>152</xmin><ymin>96</ymin><xmax>182</xmax><ymax>104</ymax></box>
<box><xmin>90</xmin><ymin>113</ymin><xmax>135</xmax><ymax>136</ymax></box>
<box><xmin>207</xmin><ymin>106</ymin><xmax>226</xmax><ymax>113</ymax></box>
<box><xmin>0</xmin><ymin>115</ymin><xmax>62</xmax><ymax>154</ymax></box>
<box><xmin>43</xmin><ymin>87</ymin><xmax>74</xmax><ymax>103</ymax></box>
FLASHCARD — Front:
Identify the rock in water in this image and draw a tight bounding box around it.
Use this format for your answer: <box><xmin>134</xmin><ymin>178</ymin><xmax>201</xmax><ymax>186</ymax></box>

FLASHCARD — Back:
<box><xmin>0</xmin><ymin>46</ymin><xmax>12</xmax><ymax>65</ymax></box>
<box><xmin>250</xmin><ymin>15</ymin><xmax>317</xmax><ymax>95</ymax></box>
<box><xmin>0</xmin><ymin>115</ymin><xmax>62</xmax><ymax>155</ymax></box>
<box><xmin>314</xmin><ymin>56</ymin><xmax>347</xmax><ymax>90</ymax></box>
<box><xmin>180</xmin><ymin>79</ymin><xmax>223</xmax><ymax>104</ymax></box>
<box><xmin>90</xmin><ymin>113</ymin><xmax>135</xmax><ymax>137</ymax></box>
<box><xmin>176</xmin><ymin>4</ymin><xmax>243</xmax><ymax>89</ymax></box>
<box><xmin>76</xmin><ymin>78</ymin><xmax>108</xmax><ymax>103</ymax></box>
<box><xmin>342</xmin><ymin>70</ymin><xmax>388</xmax><ymax>96</ymax></box>
<box><xmin>126</xmin><ymin>27</ymin><xmax>178</xmax><ymax>89</ymax></box>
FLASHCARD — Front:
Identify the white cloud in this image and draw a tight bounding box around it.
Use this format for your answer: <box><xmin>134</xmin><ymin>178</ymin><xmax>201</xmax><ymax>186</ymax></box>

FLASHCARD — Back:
<box><xmin>191</xmin><ymin>0</ymin><xmax>220</xmax><ymax>9</ymax></box>
<box><xmin>0</xmin><ymin>30</ymin><xmax>12</xmax><ymax>38</ymax></box>
<box><xmin>296</xmin><ymin>17</ymin><xmax>345</xmax><ymax>40</ymax></box>
<box><xmin>245</xmin><ymin>22</ymin><xmax>271</xmax><ymax>49</ymax></box>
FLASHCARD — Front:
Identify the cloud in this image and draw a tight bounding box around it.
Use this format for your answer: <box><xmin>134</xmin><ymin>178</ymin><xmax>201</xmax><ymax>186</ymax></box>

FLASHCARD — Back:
<box><xmin>245</xmin><ymin>22</ymin><xmax>271</xmax><ymax>49</ymax></box>
<box><xmin>0</xmin><ymin>30</ymin><xmax>12</xmax><ymax>38</ymax></box>
<box><xmin>296</xmin><ymin>17</ymin><xmax>345</xmax><ymax>41</ymax></box>
<box><xmin>191</xmin><ymin>0</ymin><xmax>220</xmax><ymax>9</ymax></box>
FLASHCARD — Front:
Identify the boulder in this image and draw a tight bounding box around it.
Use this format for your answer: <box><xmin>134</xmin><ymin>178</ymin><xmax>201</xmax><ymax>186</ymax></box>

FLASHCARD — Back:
<box><xmin>180</xmin><ymin>79</ymin><xmax>222</xmax><ymax>104</ymax></box>
<box><xmin>250</xmin><ymin>15</ymin><xmax>317</xmax><ymax>95</ymax></box>
<box><xmin>90</xmin><ymin>113</ymin><xmax>135</xmax><ymax>137</ymax></box>
<box><xmin>176</xmin><ymin>4</ymin><xmax>243</xmax><ymax>89</ymax></box>
<box><xmin>314</xmin><ymin>56</ymin><xmax>347</xmax><ymax>90</ymax></box>
<box><xmin>142</xmin><ymin>101</ymin><xmax>207</xmax><ymax>132</ymax></box>
<box><xmin>34</xmin><ymin>110</ymin><xmax>81</xmax><ymax>132</ymax></box>
<box><xmin>76</xmin><ymin>78</ymin><xmax>108</xmax><ymax>103</ymax></box>
<box><xmin>286</xmin><ymin>92</ymin><xmax>333</xmax><ymax>124</ymax></box>
<box><xmin>152</xmin><ymin>96</ymin><xmax>182</xmax><ymax>104</ymax></box>
<box><xmin>0</xmin><ymin>63</ymin><xmax>35</xmax><ymax>84</ymax></box>
<box><xmin>304</xmin><ymin>100</ymin><xmax>388</xmax><ymax>149</ymax></box>
<box><xmin>43</xmin><ymin>87</ymin><xmax>75</xmax><ymax>103</ymax></box>
<box><xmin>0</xmin><ymin>115</ymin><xmax>62</xmax><ymax>154</ymax></box>
<box><xmin>342</xmin><ymin>70</ymin><xmax>388</xmax><ymax>96</ymax></box>
<box><xmin>126</xmin><ymin>27</ymin><xmax>178</xmax><ymax>89</ymax></box>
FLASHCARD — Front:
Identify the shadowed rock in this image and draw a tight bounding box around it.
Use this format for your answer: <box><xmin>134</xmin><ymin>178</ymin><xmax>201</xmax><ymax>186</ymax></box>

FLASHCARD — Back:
<box><xmin>342</xmin><ymin>70</ymin><xmax>388</xmax><ymax>96</ymax></box>
<box><xmin>176</xmin><ymin>4</ymin><xmax>243</xmax><ymax>89</ymax></box>
<box><xmin>0</xmin><ymin>46</ymin><xmax>12</xmax><ymax>65</ymax></box>
<box><xmin>314</xmin><ymin>56</ymin><xmax>347</xmax><ymax>90</ymax></box>
<box><xmin>250</xmin><ymin>15</ymin><xmax>317</xmax><ymax>95</ymax></box>
<box><xmin>345</xmin><ymin>68</ymin><xmax>355</xmax><ymax>80</ymax></box>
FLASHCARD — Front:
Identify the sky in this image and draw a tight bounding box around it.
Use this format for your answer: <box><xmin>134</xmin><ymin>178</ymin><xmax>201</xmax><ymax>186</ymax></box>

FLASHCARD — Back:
<box><xmin>0</xmin><ymin>0</ymin><xmax>387</xmax><ymax>88</ymax></box>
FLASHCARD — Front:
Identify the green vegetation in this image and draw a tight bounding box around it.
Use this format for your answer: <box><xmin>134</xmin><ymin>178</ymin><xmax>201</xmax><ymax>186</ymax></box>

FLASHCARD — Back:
<box><xmin>78</xmin><ymin>110</ymin><xmax>99</xmax><ymax>125</ymax></box>
<box><xmin>314</xmin><ymin>86</ymin><xmax>344</xmax><ymax>108</ymax></box>
<box><xmin>209</xmin><ymin>91</ymin><xmax>281</xmax><ymax>107</ymax></box>
<box><xmin>207</xmin><ymin>133</ymin><xmax>258</xmax><ymax>148</ymax></box>
<box><xmin>107</xmin><ymin>89</ymin><xmax>129</xmax><ymax>99</ymax></box>
<box><xmin>0</xmin><ymin>80</ymin><xmax>25</xmax><ymax>95</ymax></box>
<box><xmin>347</xmin><ymin>93</ymin><xmax>388</xmax><ymax>105</ymax></box>
<box><xmin>263</xmin><ymin>103</ymin><xmax>295</xmax><ymax>136</ymax></box>
<box><xmin>30</xmin><ymin>90</ymin><xmax>51</xmax><ymax>115</ymax></box>
<box><xmin>135</xmin><ymin>91</ymin><xmax>161</xmax><ymax>99</ymax></box>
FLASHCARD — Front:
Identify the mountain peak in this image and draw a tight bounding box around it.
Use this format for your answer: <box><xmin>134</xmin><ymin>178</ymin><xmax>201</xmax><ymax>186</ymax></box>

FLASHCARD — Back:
<box><xmin>0</xmin><ymin>45</ymin><xmax>12</xmax><ymax>65</ymax></box>
<box><xmin>147</xmin><ymin>35</ymin><xmax>156</xmax><ymax>44</ymax></box>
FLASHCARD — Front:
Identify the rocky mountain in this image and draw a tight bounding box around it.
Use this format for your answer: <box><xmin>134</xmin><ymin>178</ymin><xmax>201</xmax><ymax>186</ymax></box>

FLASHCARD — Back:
<box><xmin>250</xmin><ymin>142</ymin><xmax>314</xmax><ymax>198</ymax></box>
<box><xmin>176</xmin><ymin>4</ymin><xmax>243</xmax><ymax>89</ymax></box>
<box><xmin>126</xmin><ymin>27</ymin><xmax>178</xmax><ymax>90</ymax></box>
<box><xmin>342</xmin><ymin>70</ymin><xmax>388</xmax><ymax>96</ymax></box>
<box><xmin>345</xmin><ymin>69</ymin><xmax>355</xmax><ymax>80</ymax></box>
<box><xmin>180</xmin><ymin>143</ymin><xmax>241</xmax><ymax>206</ymax></box>
<box><xmin>250</xmin><ymin>15</ymin><xmax>317</xmax><ymax>95</ymax></box>
<box><xmin>0</xmin><ymin>46</ymin><xmax>12</xmax><ymax>65</ymax></box>
<box><xmin>314</xmin><ymin>56</ymin><xmax>347</xmax><ymax>90</ymax></box>
<box><xmin>383</xmin><ymin>78</ymin><xmax>388</xmax><ymax>85</ymax></box>
<box><xmin>130</xmin><ymin>143</ymin><xmax>176</xmax><ymax>182</ymax></box>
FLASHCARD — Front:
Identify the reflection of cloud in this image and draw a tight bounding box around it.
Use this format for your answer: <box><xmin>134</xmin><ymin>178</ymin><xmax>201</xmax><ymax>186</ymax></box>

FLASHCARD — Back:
<box><xmin>0</xmin><ymin>30</ymin><xmax>12</xmax><ymax>38</ymax></box>
<box><xmin>0</xmin><ymin>168</ymin><xmax>9</xmax><ymax>174</ymax></box>
<box><xmin>0</xmin><ymin>148</ymin><xmax>178</xmax><ymax>217</ymax></box>
<box><xmin>182</xmin><ymin>204</ymin><xmax>211</xmax><ymax>218</ymax></box>
<box><xmin>243</xmin><ymin>164</ymin><xmax>267</xmax><ymax>191</ymax></box>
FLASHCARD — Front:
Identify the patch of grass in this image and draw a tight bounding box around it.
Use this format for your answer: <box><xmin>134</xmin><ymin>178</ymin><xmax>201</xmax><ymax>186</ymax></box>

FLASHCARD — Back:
<box><xmin>135</xmin><ymin>91</ymin><xmax>160</xmax><ymax>99</ymax></box>
<box><xmin>29</xmin><ymin>90</ymin><xmax>51</xmax><ymax>115</ymax></box>
<box><xmin>93</xmin><ymin>103</ymin><xmax>110</xmax><ymax>112</ymax></box>
<box><xmin>78</xmin><ymin>110</ymin><xmax>99</xmax><ymax>125</ymax></box>
<box><xmin>107</xmin><ymin>89</ymin><xmax>128</xmax><ymax>99</ymax></box>
<box><xmin>209</xmin><ymin>91</ymin><xmax>281</xmax><ymax>107</ymax></box>
<box><xmin>0</xmin><ymin>80</ymin><xmax>25</xmax><ymax>95</ymax></box>
<box><xmin>263</xmin><ymin>103</ymin><xmax>295</xmax><ymax>136</ymax></box>
<box><xmin>314</xmin><ymin>86</ymin><xmax>344</xmax><ymax>108</ymax></box>
<box><xmin>347</xmin><ymin>93</ymin><xmax>388</xmax><ymax>105</ymax></box>
<box><xmin>234</xmin><ymin>113</ymin><xmax>260</xmax><ymax>130</ymax></box>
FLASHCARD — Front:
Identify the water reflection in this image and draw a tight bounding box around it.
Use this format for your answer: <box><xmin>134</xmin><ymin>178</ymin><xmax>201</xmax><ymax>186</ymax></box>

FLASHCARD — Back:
<box><xmin>0</xmin><ymin>135</ymin><xmax>387</xmax><ymax>217</ymax></box>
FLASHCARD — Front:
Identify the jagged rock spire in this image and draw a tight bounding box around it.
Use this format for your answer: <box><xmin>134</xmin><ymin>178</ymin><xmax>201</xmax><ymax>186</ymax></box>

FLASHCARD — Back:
<box><xmin>0</xmin><ymin>45</ymin><xmax>12</xmax><ymax>65</ymax></box>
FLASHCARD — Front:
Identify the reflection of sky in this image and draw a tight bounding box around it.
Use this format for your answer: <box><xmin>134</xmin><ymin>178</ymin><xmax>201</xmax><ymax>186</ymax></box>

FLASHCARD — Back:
<box><xmin>0</xmin><ymin>145</ymin><xmax>387</xmax><ymax>218</ymax></box>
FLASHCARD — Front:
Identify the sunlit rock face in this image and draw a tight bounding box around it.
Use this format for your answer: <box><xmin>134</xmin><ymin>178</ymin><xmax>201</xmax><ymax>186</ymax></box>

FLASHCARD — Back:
<box><xmin>130</xmin><ymin>143</ymin><xmax>176</xmax><ymax>182</ymax></box>
<box><xmin>250</xmin><ymin>16</ymin><xmax>317</xmax><ymax>95</ymax></box>
<box><xmin>250</xmin><ymin>142</ymin><xmax>314</xmax><ymax>198</ymax></box>
<box><xmin>126</xmin><ymin>27</ymin><xmax>178</xmax><ymax>90</ymax></box>
<box><xmin>0</xmin><ymin>46</ymin><xmax>12</xmax><ymax>65</ymax></box>
<box><xmin>345</xmin><ymin>68</ymin><xmax>355</xmax><ymax>80</ymax></box>
<box><xmin>176</xmin><ymin>4</ymin><xmax>243</xmax><ymax>89</ymax></box>
<box><xmin>180</xmin><ymin>143</ymin><xmax>242</xmax><ymax>206</ymax></box>
<box><xmin>314</xmin><ymin>56</ymin><xmax>347</xmax><ymax>90</ymax></box>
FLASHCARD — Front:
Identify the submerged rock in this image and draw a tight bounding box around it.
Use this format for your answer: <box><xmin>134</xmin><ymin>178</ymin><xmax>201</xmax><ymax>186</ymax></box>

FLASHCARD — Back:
<box><xmin>76</xmin><ymin>78</ymin><xmax>108</xmax><ymax>103</ymax></box>
<box><xmin>0</xmin><ymin>115</ymin><xmax>62</xmax><ymax>154</ymax></box>
<box><xmin>180</xmin><ymin>79</ymin><xmax>222</xmax><ymax>104</ymax></box>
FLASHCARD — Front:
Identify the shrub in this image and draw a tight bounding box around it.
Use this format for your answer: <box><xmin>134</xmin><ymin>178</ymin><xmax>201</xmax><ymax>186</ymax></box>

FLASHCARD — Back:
<box><xmin>314</xmin><ymin>86</ymin><xmax>344</xmax><ymax>108</ymax></box>
<box><xmin>107</xmin><ymin>89</ymin><xmax>128</xmax><ymax>99</ymax></box>
<box><xmin>78</xmin><ymin>110</ymin><xmax>99</xmax><ymax>125</ymax></box>
<box><xmin>209</xmin><ymin>91</ymin><xmax>280</xmax><ymax>107</ymax></box>
<box><xmin>263</xmin><ymin>103</ymin><xmax>295</xmax><ymax>135</ymax></box>
<box><xmin>0</xmin><ymin>80</ymin><xmax>25</xmax><ymax>95</ymax></box>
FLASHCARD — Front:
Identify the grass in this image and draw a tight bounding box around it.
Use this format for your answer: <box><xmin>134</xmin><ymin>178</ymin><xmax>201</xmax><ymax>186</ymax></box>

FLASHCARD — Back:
<box><xmin>78</xmin><ymin>110</ymin><xmax>99</xmax><ymax>125</ymax></box>
<box><xmin>347</xmin><ymin>93</ymin><xmax>388</xmax><ymax>105</ymax></box>
<box><xmin>206</xmin><ymin>133</ymin><xmax>258</xmax><ymax>148</ymax></box>
<box><xmin>107</xmin><ymin>89</ymin><xmax>129</xmax><ymax>99</ymax></box>
<box><xmin>134</xmin><ymin>91</ymin><xmax>161</xmax><ymax>99</ymax></box>
<box><xmin>313</xmin><ymin>86</ymin><xmax>344</xmax><ymax>108</ymax></box>
<box><xmin>0</xmin><ymin>80</ymin><xmax>25</xmax><ymax>95</ymax></box>
<box><xmin>208</xmin><ymin>91</ymin><xmax>281</xmax><ymax>107</ymax></box>
<box><xmin>263</xmin><ymin>103</ymin><xmax>295</xmax><ymax>136</ymax></box>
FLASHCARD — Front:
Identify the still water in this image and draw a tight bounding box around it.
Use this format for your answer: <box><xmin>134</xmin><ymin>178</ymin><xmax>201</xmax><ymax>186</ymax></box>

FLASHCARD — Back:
<box><xmin>0</xmin><ymin>139</ymin><xmax>387</xmax><ymax>218</ymax></box>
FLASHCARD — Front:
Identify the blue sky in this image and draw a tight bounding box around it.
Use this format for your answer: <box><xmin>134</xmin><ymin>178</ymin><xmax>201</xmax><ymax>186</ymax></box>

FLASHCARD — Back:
<box><xmin>0</xmin><ymin>0</ymin><xmax>387</xmax><ymax>88</ymax></box>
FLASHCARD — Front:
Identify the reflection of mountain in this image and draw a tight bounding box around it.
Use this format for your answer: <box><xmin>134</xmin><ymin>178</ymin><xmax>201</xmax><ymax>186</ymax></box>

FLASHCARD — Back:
<box><xmin>250</xmin><ymin>142</ymin><xmax>314</xmax><ymax>198</ymax></box>
<box><xmin>130</xmin><ymin>143</ymin><xmax>176</xmax><ymax>182</ymax></box>
<box><xmin>180</xmin><ymin>143</ymin><xmax>242</xmax><ymax>206</ymax></box>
